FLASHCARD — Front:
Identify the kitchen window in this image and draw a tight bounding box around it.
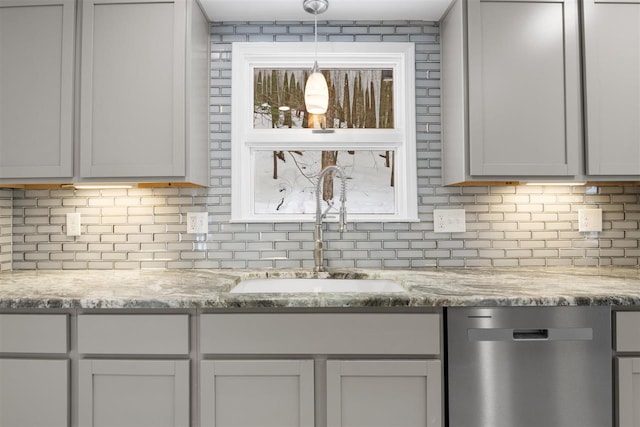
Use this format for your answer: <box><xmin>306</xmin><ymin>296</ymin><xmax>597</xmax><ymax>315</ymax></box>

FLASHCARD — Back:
<box><xmin>231</xmin><ymin>43</ymin><xmax>418</xmax><ymax>222</ymax></box>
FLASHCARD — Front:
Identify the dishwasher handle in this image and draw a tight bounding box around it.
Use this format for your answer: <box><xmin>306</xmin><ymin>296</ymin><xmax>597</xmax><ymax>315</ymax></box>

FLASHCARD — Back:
<box><xmin>513</xmin><ymin>329</ymin><xmax>548</xmax><ymax>340</ymax></box>
<box><xmin>468</xmin><ymin>327</ymin><xmax>594</xmax><ymax>342</ymax></box>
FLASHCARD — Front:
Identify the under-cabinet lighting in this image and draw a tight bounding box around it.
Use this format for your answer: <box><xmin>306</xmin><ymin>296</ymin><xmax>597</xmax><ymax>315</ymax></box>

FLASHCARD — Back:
<box><xmin>524</xmin><ymin>182</ymin><xmax>586</xmax><ymax>186</ymax></box>
<box><xmin>72</xmin><ymin>184</ymin><xmax>134</xmax><ymax>189</ymax></box>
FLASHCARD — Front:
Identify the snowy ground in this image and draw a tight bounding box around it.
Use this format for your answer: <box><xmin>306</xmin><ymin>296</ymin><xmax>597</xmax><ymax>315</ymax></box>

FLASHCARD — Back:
<box><xmin>253</xmin><ymin>150</ymin><xmax>395</xmax><ymax>215</ymax></box>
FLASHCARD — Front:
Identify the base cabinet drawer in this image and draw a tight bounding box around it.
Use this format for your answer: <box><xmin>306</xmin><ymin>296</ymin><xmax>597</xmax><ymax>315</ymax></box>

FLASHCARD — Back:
<box><xmin>327</xmin><ymin>360</ymin><xmax>442</xmax><ymax>427</ymax></box>
<box><xmin>0</xmin><ymin>314</ymin><xmax>67</xmax><ymax>353</ymax></box>
<box><xmin>616</xmin><ymin>312</ymin><xmax>640</xmax><ymax>352</ymax></box>
<box><xmin>200</xmin><ymin>313</ymin><xmax>440</xmax><ymax>355</ymax></box>
<box><xmin>78</xmin><ymin>314</ymin><xmax>189</xmax><ymax>355</ymax></box>
<box><xmin>0</xmin><ymin>359</ymin><xmax>69</xmax><ymax>427</ymax></box>
<box><xmin>79</xmin><ymin>359</ymin><xmax>190</xmax><ymax>427</ymax></box>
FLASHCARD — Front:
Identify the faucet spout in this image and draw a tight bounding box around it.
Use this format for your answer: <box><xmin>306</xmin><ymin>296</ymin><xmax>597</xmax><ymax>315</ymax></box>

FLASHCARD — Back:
<box><xmin>314</xmin><ymin>165</ymin><xmax>348</xmax><ymax>272</ymax></box>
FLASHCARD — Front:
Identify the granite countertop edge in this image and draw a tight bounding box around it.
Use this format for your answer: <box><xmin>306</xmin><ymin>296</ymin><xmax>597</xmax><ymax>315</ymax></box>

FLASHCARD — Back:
<box><xmin>1</xmin><ymin>267</ymin><xmax>640</xmax><ymax>309</ymax></box>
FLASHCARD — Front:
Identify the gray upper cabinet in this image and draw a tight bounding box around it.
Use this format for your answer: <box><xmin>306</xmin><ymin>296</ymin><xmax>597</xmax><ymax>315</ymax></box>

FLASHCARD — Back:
<box><xmin>441</xmin><ymin>0</ymin><xmax>582</xmax><ymax>185</ymax></box>
<box><xmin>583</xmin><ymin>0</ymin><xmax>640</xmax><ymax>177</ymax></box>
<box><xmin>79</xmin><ymin>0</ymin><xmax>210</xmax><ymax>186</ymax></box>
<box><xmin>0</xmin><ymin>0</ymin><xmax>209</xmax><ymax>186</ymax></box>
<box><xmin>0</xmin><ymin>0</ymin><xmax>75</xmax><ymax>179</ymax></box>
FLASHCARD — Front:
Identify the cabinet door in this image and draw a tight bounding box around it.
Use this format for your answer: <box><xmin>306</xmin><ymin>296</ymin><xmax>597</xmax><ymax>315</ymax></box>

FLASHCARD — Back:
<box><xmin>0</xmin><ymin>0</ymin><xmax>74</xmax><ymax>179</ymax></box>
<box><xmin>583</xmin><ymin>0</ymin><xmax>640</xmax><ymax>176</ymax></box>
<box><xmin>467</xmin><ymin>0</ymin><xmax>580</xmax><ymax>177</ymax></box>
<box><xmin>79</xmin><ymin>359</ymin><xmax>189</xmax><ymax>427</ymax></box>
<box><xmin>326</xmin><ymin>360</ymin><xmax>442</xmax><ymax>427</ymax></box>
<box><xmin>80</xmin><ymin>0</ymin><xmax>186</xmax><ymax>179</ymax></box>
<box><xmin>200</xmin><ymin>360</ymin><xmax>315</xmax><ymax>427</ymax></box>
<box><xmin>0</xmin><ymin>359</ymin><xmax>69</xmax><ymax>427</ymax></box>
<box><xmin>618</xmin><ymin>358</ymin><xmax>640</xmax><ymax>427</ymax></box>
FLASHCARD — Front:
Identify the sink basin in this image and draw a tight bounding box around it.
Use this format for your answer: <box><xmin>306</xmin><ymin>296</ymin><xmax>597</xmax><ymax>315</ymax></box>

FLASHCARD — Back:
<box><xmin>230</xmin><ymin>278</ymin><xmax>406</xmax><ymax>294</ymax></box>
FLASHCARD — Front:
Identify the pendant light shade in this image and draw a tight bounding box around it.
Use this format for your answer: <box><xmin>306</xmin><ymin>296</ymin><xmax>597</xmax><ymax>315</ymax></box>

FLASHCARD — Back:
<box><xmin>305</xmin><ymin>61</ymin><xmax>329</xmax><ymax>114</ymax></box>
<box><xmin>304</xmin><ymin>0</ymin><xmax>329</xmax><ymax>116</ymax></box>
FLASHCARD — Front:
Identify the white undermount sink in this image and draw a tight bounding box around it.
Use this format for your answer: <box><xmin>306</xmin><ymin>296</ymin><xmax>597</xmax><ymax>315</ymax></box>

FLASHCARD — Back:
<box><xmin>230</xmin><ymin>278</ymin><xmax>407</xmax><ymax>294</ymax></box>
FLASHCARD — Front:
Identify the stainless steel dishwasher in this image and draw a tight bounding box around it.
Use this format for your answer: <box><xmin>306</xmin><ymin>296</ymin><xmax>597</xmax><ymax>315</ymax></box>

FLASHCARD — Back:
<box><xmin>447</xmin><ymin>306</ymin><xmax>611</xmax><ymax>427</ymax></box>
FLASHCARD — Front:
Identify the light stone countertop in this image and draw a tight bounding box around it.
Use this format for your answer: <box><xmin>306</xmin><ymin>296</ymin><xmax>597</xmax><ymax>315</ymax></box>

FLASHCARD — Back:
<box><xmin>0</xmin><ymin>267</ymin><xmax>640</xmax><ymax>309</ymax></box>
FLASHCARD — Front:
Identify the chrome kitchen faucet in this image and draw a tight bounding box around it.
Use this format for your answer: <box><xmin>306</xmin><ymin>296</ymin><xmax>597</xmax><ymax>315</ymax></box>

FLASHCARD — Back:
<box><xmin>314</xmin><ymin>165</ymin><xmax>347</xmax><ymax>273</ymax></box>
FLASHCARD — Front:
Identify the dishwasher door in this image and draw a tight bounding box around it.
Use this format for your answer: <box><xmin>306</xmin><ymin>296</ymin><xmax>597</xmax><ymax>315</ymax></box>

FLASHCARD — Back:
<box><xmin>447</xmin><ymin>306</ymin><xmax>611</xmax><ymax>427</ymax></box>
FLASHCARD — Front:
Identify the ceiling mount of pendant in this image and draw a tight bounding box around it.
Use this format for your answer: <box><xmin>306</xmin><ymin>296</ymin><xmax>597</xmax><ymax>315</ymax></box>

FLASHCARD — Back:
<box><xmin>303</xmin><ymin>0</ymin><xmax>329</xmax><ymax>16</ymax></box>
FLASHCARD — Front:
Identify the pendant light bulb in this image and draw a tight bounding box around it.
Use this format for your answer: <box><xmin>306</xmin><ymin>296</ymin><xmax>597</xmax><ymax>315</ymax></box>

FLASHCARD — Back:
<box><xmin>303</xmin><ymin>0</ymin><xmax>329</xmax><ymax>115</ymax></box>
<box><xmin>305</xmin><ymin>61</ymin><xmax>329</xmax><ymax>115</ymax></box>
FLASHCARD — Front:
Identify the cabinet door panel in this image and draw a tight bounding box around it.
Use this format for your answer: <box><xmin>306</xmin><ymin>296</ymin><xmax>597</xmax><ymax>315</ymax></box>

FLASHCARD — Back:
<box><xmin>79</xmin><ymin>359</ymin><xmax>189</xmax><ymax>427</ymax></box>
<box><xmin>468</xmin><ymin>0</ymin><xmax>580</xmax><ymax>177</ymax></box>
<box><xmin>326</xmin><ymin>360</ymin><xmax>442</xmax><ymax>427</ymax></box>
<box><xmin>0</xmin><ymin>359</ymin><xmax>69</xmax><ymax>427</ymax></box>
<box><xmin>0</xmin><ymin>0</ymin><xmax>74</xmax><ymax>178</ymax></box>
<box><xmin>584</xmin><ymin>0</ymin><xmax>640</xmax><ymax>175</ymax></box>
<box><xmin>80</xmin><ymin>0</ymin><xmax>186</xmax><ymax>178</ymax></box>
<box><xmin>618</xmin><ymin>358</ymin><xmax>640</xmax><ymax>427</ymax></box>
<box><xmin>200</xmin><ymin>360</ymin><xmax>315</xmax><ymax>427</ymax></box>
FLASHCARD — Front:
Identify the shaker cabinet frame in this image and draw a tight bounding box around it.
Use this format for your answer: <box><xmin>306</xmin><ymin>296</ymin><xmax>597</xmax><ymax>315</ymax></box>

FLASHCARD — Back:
<box><xmin>0</xmin><ymin>0</ymin><xmax>75</xmax><ymax>179</ymax></box>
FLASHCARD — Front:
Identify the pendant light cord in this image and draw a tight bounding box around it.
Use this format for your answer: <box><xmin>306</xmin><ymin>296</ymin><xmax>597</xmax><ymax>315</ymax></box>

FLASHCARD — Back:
<box><xmin>314</xmin><ymin>13</ymin><xmax>318</xmax><ymax>59</ymax></box>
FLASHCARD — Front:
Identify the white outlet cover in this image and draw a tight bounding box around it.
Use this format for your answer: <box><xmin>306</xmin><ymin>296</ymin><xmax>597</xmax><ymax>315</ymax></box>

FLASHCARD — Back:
<box><xmin>66</xmin><ymin>212</ymin><xmax>81</xmax><ymax>236</ymax></box>
<box><xmin>578</xmin><ymin>208</ymin><xmax>602</xmax><ymax>232</ymax></box>
<box><xmin>187</xmin><ymin>212</ymin><xmax>209</xmax><ymax>234</ymax></box>
<box><xmin>434</xmin><ymin>209</ymin><xmax>466</xmax><ymax>233</ymax></box>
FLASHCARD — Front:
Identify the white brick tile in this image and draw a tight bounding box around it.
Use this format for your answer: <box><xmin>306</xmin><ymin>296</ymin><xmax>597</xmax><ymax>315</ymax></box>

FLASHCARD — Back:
<box><xmin>1</xmin><ymin>22</ymin><xmax>638</xmax><ymax>271</ymax></box>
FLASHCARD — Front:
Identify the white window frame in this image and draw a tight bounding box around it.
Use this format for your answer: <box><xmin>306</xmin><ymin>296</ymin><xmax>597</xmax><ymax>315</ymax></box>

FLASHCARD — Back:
<box><xmin>231</xmin><ymin>42</ymin><xmax>418</xmax><ymax>222</ymax></box>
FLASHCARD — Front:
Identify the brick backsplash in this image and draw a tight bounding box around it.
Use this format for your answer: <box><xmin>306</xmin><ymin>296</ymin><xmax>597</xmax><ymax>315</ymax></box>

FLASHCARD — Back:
<box><xmin>7</xmin><ymin>20</ymin><xmax>640</xmax><ymax>270</ymax></box>
<box><xmin>0</xmin><ymin>189</ymin><xmax>12</xmax><ymax>271</ymax></box>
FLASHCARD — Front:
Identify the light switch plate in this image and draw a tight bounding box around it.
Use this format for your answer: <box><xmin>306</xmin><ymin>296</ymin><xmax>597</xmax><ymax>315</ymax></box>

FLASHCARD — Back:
<box><xmin>578</xmin><ymin>208</ymin><xmax>602</xmax><ymax>232</ymax></box>
<box><xmin>434</xmin><ymin>209</ymin><xmax>466</xmax><ymax>233</ymax></box>
<box><xmin>66</xmin><ymin>213</ymin><xmax>81</xmax><ymax>236</ymax></box>
<box><xmin>187</xmin><ymin>212</ymin><xmax>209</xmax><ymax>234</ymax></box>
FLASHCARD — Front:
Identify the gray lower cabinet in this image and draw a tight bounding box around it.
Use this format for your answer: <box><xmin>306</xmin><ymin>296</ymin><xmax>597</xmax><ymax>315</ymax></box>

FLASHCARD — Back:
<box><xmin>616</xmin><ymin>312</ymin><xmax>640</xmax><ymax>426</ymax></box>
<box><xmin>79</xmin><ymin>359</ymin><xmax>190</xmax><ymax>427</ymax></box>
<box><xmin>326</xmin><ymin>360</ymin><xmax>441</xmax><ymax>427</ymax></box>
<box><xmin>0</xmin><ymin>0</ymin><xmax>75</xmax><ymax>180</ymax></box>
<box><xmin>583</xmin><ymin>0</ymin><xmax>640</xmax><ymax>177</ymax></box>
<box><xmin>0</xmin><ymin>359</ymin><xmax>69</xmax><ymax>427</ymax></box>
<box><xmin>617</xmin><ymin>358</ymin><xmax>640</xmax><ymax>427</ymax></box>
<box><xmin>441</xmin><ymin>0</ymin><xmax>581</xmax><ymax>184</ymax></box>
<box><xmin>200</xmin><ymin>313</ymin><xmax>443</xmax><ymax>427</ymax></box>
<box><xmin>200</xmin><ymin>360</ymin><xmax>315</xmax><ymax>427</ymax></box>
<box><xmin>0</xmin><ymin>314</ymin><xmax>69</xmax><ymax>426</ymax></box>
<box><xmin>77</xmin><ymin>314</ymin><xmax>191</xmax><ymax>426</ymax></box>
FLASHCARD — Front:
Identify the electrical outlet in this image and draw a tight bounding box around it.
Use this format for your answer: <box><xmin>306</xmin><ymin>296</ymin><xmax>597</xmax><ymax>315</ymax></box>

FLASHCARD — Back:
<box><xmin>578</xmin><ymin>208</ymin><xmax>602</xmax><ymax>232</ymax></box>
<box><xmin>66</xmin><ymin>213</ymin><xmax>81</xmax><ymax>236</ymax></box>
<box><xmin>186</xmin><ymin>212</ymin><xmax>209</xmax><ymax>234</ymax></box>
<box><xmin>434</xmin><ymin>209</ymin><xmax>466</xmax><ymax>233</ymax></box>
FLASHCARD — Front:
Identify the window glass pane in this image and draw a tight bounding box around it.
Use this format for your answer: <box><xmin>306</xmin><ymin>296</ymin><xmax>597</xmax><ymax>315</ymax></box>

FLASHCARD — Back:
<box><xmin>253</xmin><ymin>150</ymin><xmax>396</xmax><ymax>215</ymax></box>
<box><xmin>253</xmin><ymin>69</ymin><xmax>394</xmax><ymax>129</ymax></box>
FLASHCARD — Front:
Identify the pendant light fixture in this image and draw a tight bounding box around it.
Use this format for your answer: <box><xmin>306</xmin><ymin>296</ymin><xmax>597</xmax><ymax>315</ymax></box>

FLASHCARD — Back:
<box><xmin>303</xmin><ymin>0</ymin><xmax>329</xmax><ymax>115</ymax></box>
